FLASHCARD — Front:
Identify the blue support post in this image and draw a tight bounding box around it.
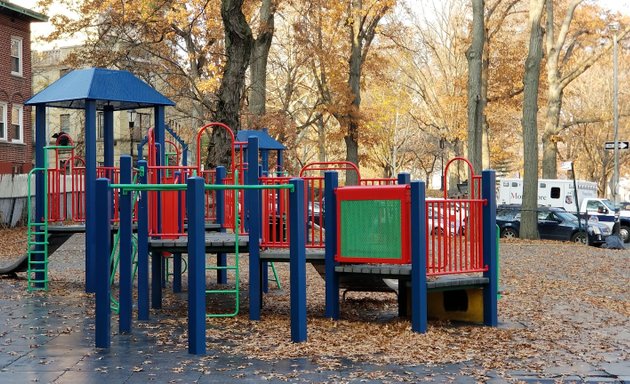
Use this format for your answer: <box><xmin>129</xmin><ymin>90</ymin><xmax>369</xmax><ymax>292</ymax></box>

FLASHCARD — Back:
<box><xmin>482</xmin><ymin>170</ymin><xmax>498</xmax><ymax>326</ymax></box>
<box><xmin>246</xmin><ymin>137</ymin><xmax>262</xmax><ymax>320</ymax></box>
<box><xmin>173</xmin><ymin>170</ymin><xmax>182</xmax><ymax>293</ymax></box>
<box><xmin>103</xmin><ymin>106</ymin><xmax>114</xmax><ymax>168</ymax></box>
<box><xmin>95</xmin><ymin>178</ymin><xmax>112</xmax><ymax>348</ymax></box>
<box><xmin>119</xmin><ymin>155</ymin><xmax>133</xmax><ymax>333</ymax></box>
<box><xmin>154</xmin><ymin>108</ymin><xmax>165</xmax><ymax>292</ymax></box>
<box><xmin>397</xmin><ymin>173</ymin><xmax>411</xmax><ymax>185</ymax></box>
<box><xmin>34</xmin><ymin>105</ymin><xmax>46</xmax><ymax>288</ymax></box>
<box><xmin>137</xmin><ymin>139</ymin><xmax>146</xmax><ymax>161</ymax></box>
<box><xmin>172</xmin><ymin>260</ymin><xmax>182</xmax><ymax>293</ymax></box>
<box><xmin>324</xmin><ymin>171</ymin><xmax>339</xmax><ymax>319</ymax></box>
<box><xmin>85</xmin><ymin>100</ymin><xmax>97</xmax><ymax>293</ymax></box>
<box><xmin>137</xmin><ymin>160</ymin><xmax>150</xmax><ymax>320</ymax></box>
<box><xmin>187</xmin><ymin>177</ymin><xmax>206</xmax><ymax>355</ymax></box>
<box><xmin>289</xmin><ymin>178</ymin><xmax>307</xmax><ymax>342</ymax></box>
<box><xmin>277</xmin><ymin>150</ymin><xmax>283</xmax><ymax>175</ymax></box>
<box><xmin>216</xmin><ymin>167</ymin><xmax>227</xmax><ymax>284</ymax></box>
<box><xmin>397</xmin><ymin>173</ymin><xmax>411</xmax><ymax>317</ymax></box>
<box><xmin>411</xmin><ymin>181</ymin><xmax>428</xmax><ymax>333</ymax></box>
<box><xmin>151</xmin><ymin>143</ymin><xmax>163</xmax><ymax>309</ymax></box>
<box><xmin>261</xmin><ymin>149</ymin><xmax>269</xmax><ymax>175</ymax></box>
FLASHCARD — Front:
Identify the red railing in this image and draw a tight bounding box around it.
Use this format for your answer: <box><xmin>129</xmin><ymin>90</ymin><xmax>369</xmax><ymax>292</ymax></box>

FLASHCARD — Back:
<box><xmin>260</xmin><ymin>176</ymin><xmax>292</xmax><ymax>247</ymax></box>
<box><xmin>425</xmin><ymin>198</ymin><xmax>486</xmax><ymax>276</ymax></box>
<box><xmin>425</xmin><ymin>157</ymin><xmax>486</xmax><ymax>276</ymax></box>
<box><xmin>147</xmin><ymin>168</ymin><xmax>189</xmax><ymax>238</ymax></box>
<box><xmin>260</xmin><ymin>175</ymin><xmax>326</xmax><ymax>248</ymax></box>
<box><xmin>260</xmin><ymin>159</ymin><xmax>487</xmax><ymax>277</ymax></box>
<box><xmin>360</xmin><ymin>178</ymin><xmax>397</xmax><ymax>186</ymax></box>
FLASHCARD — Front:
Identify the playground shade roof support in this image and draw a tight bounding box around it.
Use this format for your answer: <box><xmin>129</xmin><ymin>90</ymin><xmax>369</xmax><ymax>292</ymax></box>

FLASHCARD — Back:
<box><xmin>24</xmin><ymin>67</ymin><xmax>174</xmax><ymax>295</ymax></box>
<box><xmin>25</xmin><ymin>68</ymin><xmax>175</xmax><ymax>110</ymax></box>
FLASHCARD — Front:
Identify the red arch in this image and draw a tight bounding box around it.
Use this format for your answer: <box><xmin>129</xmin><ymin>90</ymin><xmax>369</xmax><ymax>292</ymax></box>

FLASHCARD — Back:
<box><xmin>195</xmin><ymin>122</ymin><xmax>236</xmax><ymax>173</ymax></box>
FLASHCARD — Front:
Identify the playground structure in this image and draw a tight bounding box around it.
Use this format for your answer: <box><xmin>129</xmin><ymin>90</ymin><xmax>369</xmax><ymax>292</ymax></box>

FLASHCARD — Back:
<box><xmin>12</xmin><ymin>67</ymin><xmax>497</xmax><ymax>356</ymax></box>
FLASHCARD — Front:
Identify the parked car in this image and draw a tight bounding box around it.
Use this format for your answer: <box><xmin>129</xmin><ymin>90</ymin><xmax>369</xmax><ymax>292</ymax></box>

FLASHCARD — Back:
<box><xmin>496</xmin><ymin>204</ymin><xmax>611</xmax><ymax>246</ymax></box>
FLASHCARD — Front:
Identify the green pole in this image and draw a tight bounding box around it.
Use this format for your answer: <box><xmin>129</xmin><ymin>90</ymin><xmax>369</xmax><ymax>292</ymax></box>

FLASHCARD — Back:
<box><xmin>496</xmin><ymin>224</ymin><xmax>500</xmax><ymax>300</ymax></box>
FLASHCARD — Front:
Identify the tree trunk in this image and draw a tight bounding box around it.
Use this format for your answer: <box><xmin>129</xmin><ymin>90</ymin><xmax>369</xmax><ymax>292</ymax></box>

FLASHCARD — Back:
<box><xmin>249</xmin><ymin>0</ymin><xmax>275</xmax><ymax>122</ymax></box>
<box><xmin>481</xmin><ymin>9</ymin><xmax>490</xmax><ymax>170</ymax></box>
<box><xmin>466</xmin><ymin>0</ymin><xmax>485</xmax><ymax>175</ymax></box>
<box><xmin>345</xmin><ymin>0</ymin><xmax>363</xmax><ymax>186</ymax></box>
<box><xmin>209</xmin><ymin>0</ymin><xmax>253</xmax><ymax>169</ymax></box>
<box><xmin>520</xmin><ymin>0</ymin><xmax>546</xmax><ymax>240</ymax></box>
<box><xmin>542</xmin><ymin>86</ymin><xmax>562</xmax><ymax>178</ymax></box>
<box><xmin>317</xmin><ymin>114</ymin><xmax>326</xmax><ymax>162</ymax></box>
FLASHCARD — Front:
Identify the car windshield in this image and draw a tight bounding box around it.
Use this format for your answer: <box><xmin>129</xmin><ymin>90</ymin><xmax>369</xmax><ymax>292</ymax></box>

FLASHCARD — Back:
<box><xmin>600</xmin><ymin>199</ymin><xmax>616</xmax><ymax>211</ymax></box>
<box><xmin>554</xmin><ymin>210</ymin><xmax>578</xmax><ymax>222</ymax></box>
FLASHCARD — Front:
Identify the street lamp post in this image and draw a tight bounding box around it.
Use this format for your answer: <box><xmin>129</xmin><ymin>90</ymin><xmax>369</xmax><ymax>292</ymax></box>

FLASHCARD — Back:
<box><xmin>611</xmin><ymin>22</ymin><xmax>620</xmax><ymax>205</ymax></box>
<box><xmin>128</xmin><ymin>109</ymin><xmax>137</xmax><ymax>160</ymax></box>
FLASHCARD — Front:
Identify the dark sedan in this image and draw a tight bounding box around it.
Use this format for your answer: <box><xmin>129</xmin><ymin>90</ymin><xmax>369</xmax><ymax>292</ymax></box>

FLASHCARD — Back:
<box><xmin>496</xmin><ymin>205</ymin><xmax>611</xmax><ymax>246</ymax></box>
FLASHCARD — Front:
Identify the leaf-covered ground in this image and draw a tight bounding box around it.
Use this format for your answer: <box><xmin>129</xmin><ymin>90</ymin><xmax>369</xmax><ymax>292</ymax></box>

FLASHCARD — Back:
<box><xmin>0</xmin><ymin>229</ymin><xmax>628</xmax><ymax>381</ymax></box>
<box><xmin>0</xmin><ymin>227</ymin><xmax>27</xmax><ymax>265</ymax></box>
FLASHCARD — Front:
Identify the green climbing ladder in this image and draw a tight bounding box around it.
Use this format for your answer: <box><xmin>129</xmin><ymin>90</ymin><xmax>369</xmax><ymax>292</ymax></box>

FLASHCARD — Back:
<box><xmin>109</xmin><ymin>231</ymin><xmax>140</xmax><ymax>313</ymax></box>
<box><xmin>206</xmin><ymin>171</ymin><xmax>242</xmax><ymax>318</ymax></box>
<box><xmin>109</xmin><ymin>176</ymin><xmax>142</xmax><ymax>313</ymax></box>
<box><xmin>26</xmin><ymin>166</ymin><xmax>49</xmax><ymax>292</ymax></box>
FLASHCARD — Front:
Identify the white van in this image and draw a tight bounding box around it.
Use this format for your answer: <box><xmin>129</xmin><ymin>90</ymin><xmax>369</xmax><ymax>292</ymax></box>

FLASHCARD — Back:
<box><xmin>497</xmin><ymin>178</ymin><xmax>598</xmax><ymax>212</ymax></box>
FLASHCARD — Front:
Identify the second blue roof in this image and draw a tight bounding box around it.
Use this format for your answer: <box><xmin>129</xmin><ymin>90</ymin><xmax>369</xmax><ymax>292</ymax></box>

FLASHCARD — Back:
<box><xmin>236</xmin><ymin>129</ymin><xmax>286</xmax><ymax>150</ymax></box>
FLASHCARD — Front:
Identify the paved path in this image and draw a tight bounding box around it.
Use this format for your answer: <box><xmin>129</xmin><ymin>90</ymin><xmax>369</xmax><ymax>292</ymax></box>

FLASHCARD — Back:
<box><xmin>0</xmin><ymin>234</ymin><xmax>628</xmax><ymax>383</ymax></box>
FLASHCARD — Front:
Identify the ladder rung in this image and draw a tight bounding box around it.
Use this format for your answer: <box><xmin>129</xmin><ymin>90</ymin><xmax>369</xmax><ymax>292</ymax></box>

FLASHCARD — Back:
<box><xmin>28</xmin><ymin>279</ymin><xmax>48</xmax><ymax>284</ymax></box>
<box><xmin>205</xmin><ymin>289</ymin><xmax>238</xmax><ymax>294</ymax></box>
<box><xmin>205</xmin><ymin>266</ymin><xmax>237</xmax><ymax>271</ymax></box>
<box><xmin>29</xmin><ymin>241</ymin><xmax>48</xmax><ymax>245</ymax></box>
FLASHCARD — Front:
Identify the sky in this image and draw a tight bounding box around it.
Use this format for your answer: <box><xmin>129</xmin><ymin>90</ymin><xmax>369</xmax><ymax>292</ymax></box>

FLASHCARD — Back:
<box><xmin>16</xmin><ymin>0</ymin><xmax>630</xmax><ymax>50</ymax></box>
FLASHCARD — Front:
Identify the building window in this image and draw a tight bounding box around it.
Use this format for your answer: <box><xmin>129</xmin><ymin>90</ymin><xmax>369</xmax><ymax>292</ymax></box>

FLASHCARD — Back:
<box><xmin>0</xmin><ymin>103</ymin><xmax>6</xmax><ymax>140</ymax></box>
<box><xmin>11</xmin><ymin>37</ymin><xmax>23</xmax><ymax>76</ymax></box>
<box><xmin>60</xmin><ymin>114</ymin><xmax>70</xmax><ymax>133</ymax></box>
<box><xmin>11</xmin><ymin>104</ymin><xmax>23</xmax><ymax>143</ymax></box>
<box><xmin>97</xmin><ymin>112</ymin><xmax>104</xmax><ymax>139</ymax></box>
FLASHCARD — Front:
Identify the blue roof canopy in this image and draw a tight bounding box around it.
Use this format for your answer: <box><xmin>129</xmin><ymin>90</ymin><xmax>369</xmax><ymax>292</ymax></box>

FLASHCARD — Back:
<box><xmin>236</xmin><ymin>129</ymin><xmax>286</xmax><ymax>150</ymax></box>
<box><xmin>26</xmin><ymin>68</ymin><xmax>174</xmax><ymax>110</ymax></box>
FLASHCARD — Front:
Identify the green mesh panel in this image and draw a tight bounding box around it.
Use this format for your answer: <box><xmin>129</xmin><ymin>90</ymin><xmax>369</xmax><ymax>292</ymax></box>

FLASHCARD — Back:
<box><xmin>340</xmin><ymin>199</ymin><xmax>402</xmax><ymax>259</ymax></box>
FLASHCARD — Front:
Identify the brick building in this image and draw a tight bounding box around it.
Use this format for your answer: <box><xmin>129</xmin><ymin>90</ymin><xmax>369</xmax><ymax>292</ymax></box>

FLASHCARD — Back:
<box><xmin>0</xmin><ymin>2</ymin><xmax>47</xmax><ymax>174</ymax></box>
